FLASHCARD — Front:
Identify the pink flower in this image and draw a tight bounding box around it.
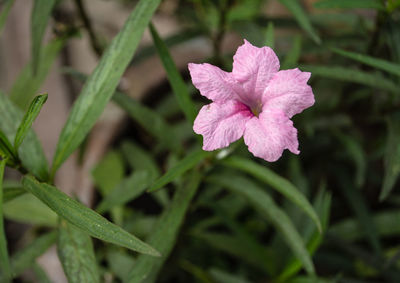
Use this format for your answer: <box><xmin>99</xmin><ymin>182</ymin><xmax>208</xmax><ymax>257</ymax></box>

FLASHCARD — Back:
<box><xmin>188</xmin><ymin>40</ymin><xmax>315</xmax><ymax>162</ymax></box>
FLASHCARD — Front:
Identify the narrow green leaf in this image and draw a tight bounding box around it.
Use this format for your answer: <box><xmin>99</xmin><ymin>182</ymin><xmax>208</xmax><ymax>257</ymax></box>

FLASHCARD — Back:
<box><xmin>332</xmin><ymin>47</ymin><xmax>400</xmax><ymax>77</ymax></box>
<box><xmin>14</xmin><ymin>94</ymin><xmax>48</xmax><ymax>151</ymax></box>
<box><xmin>335</xmin><ymin>132</ymin><xmax>366</xmax><ymax>188</ymax></box>
<box><xmin>107</xmin><ymin>249</ymin><xmax>135</xmax><ymax>282</ymax></box>
<box><xmin>121</xmin><ymin>141</ymin><xmax>160</xmax><ymax>178</ymax></box>
<box><xmin>211</xmin><ymin>203</ymin><xmax>276</xmax><ymax>275</ymax></box>
<box><xmin>282</xmin><ymin>35</ymin><xmax>302</xmax><ymax>69</ymax></box>
<box><xmin>96</xmin><ymin>171</ymin><xmax>151</xmax><ymax>213</ymax></box>
<box><xmin>3</xmin><ymin>185</ymin><xmax>25</xmax><ymax>203</ymax></box>
<box><xmin>121</xmin><ymin>141</ymin><xmax>169</xmax><ymax>208</ymax></box>
<box><xmin>209</xmin><ymin>268</ymin><xmax>251</xmax><ymax>283</ymax></box>
<box><xmin>92</xmin><ymin>150</ymin><xmax>124</xmax><ymax>196</ymax></box>
<box><xmin>61</xmin><ymin>70</ymin><xmax>178</xmax><ymax>152</ymax></box>
<box><xmin>22</xmin><ymin>176</ymin><xmax>160</xmax><ymax>256</ymax></box>
<box><xmin>0</xmin><ymin>0</ymin><xmax>14</xmax><ymax>36</ymax></box>
<box><xmin>112</xmin><ymin>91</ymin><xmax>177</xmax><ymax>151</ymax></box>
<box><xmin>0</xmin><ymin>130</ymin><xmax>17</xmax><ymax>161</ymax></box>
<box><xmin>32</xmin><ymin>263</ymin><xmax>52</xmax><ymax>283</ymax></box>
<box><xmin>380</xmin><ymin>116</ymin><xmax>400</xmax><ymax>201</ymax></box>
<box><xmin>191</xmin><ymin>231</ymin><xmax>271</xmax><ymax>271</ymax></box>
<box><xmin>51</xmin><ymin>0</ymin><xmax>161</xmax><ymax>176</ymax></box>
<box><xmin>278</xmin><ymin>190</ymin><xmax>332</xmax><ymax>281</ymax></box>
<box><xmin>11</xmin><ymin>231</ymin><xmax>57</xmax><ymax>278</ymax></box>
<box><xmin>127</xmin><ymin>171</ymin><xmax>201</xmax><ymax>283</ymax></box>
<box><xmin>264</xmin><ymin>21</ymin><xmax>275</xmax><ymax>48</ymax></box>
<box><xmin>3</xmin><ymin>193</ymin><xmax>57</xmax><ymax>227</ymax></box>
<box><xmin>278</xmin><ymin>0</ymin><xmax>321</xmax><ymax>44</ymax></box>
<box><xmin>338</xmin><ymin>172</ymin><xmax>381</xmax><ymax>256</ymax></box>
<box><xmin>330</xmin><ymin>210</ymin><xmax>400</xmax><ymax>241</ymax></box>
<box><xmin>179</xmin><ymin>260</ymin><xmax>215</xmax><ymax>283</ymax></box>
<box><xmin>10</xmin><ymin>37</ymin><xmax>65</xmax><ymax>110</ymax></box>
<box><xmin>148</xmin><ymin>149</ymin><xmax>210</xmax><ymax>192</ymax></box>
<box><xmin>31</xmin><ymin>0</ymin><xmax>56</xmax><ymax>74</ymax></box>
<box><xmin>0</xmin><ymin>92</ymin><xmax>48</xmax><ymax>181</ymax></box>
<box><xmin>0</xmin><ymin>158</ymin><xmax>11</xmax><ymax>282</ymax></box>
<box><xmin>222</xmin><ymin>156</ymin><xmax>322</xmax><ymax>232</ymax></box>
<box><xmin>314</xmin><ymin>0</ymin><xmax>385</xmax><ymax>10</ymax></box>
<box><xmin>149</xmin><ymin>23</ymin><xmax>197</xmax><ymax>123</ymax></box>
<box><xmin>301</xmin><ymin>65</ymin><xmax>399</xmax><ymax>93</ymax></box>
<box><xmin>208</xmin><ymin>174</ymin><xmax>315</xmax><ymax>275</ymax></box>
<box><xmin>58</xmin><ymin>219</ymin><xmax>100</xmax><ymax>283</ymax></box>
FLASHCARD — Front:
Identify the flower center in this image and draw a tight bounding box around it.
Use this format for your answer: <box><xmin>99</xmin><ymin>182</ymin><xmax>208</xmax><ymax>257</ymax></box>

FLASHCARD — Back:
<box><xmin>250</xmin><ymin>102</ymin><xmax>262</xmax><ymax>117</ymax></box>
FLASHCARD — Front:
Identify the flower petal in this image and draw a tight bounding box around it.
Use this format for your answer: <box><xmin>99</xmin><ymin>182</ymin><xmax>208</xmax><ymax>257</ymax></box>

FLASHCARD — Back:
<box><xmin>194</xmin><ymin>100</ymin><xmax>252</xmax><ymax>151</ymax></box>
<box><xmin>262</xmin><ymin>68</ymin><xmax>314</xmax><ymax>118</ymax></box>
<box><xmin>188</xmin><ymin>63</ymin><xmax>240</xmax><ymax>102</ymax></box>
<box><xmin>244</xmin><ymin>109</ymin><xmax>299</xmax><ymax>162</ymax></box>
<box><xmin>232</xmin><ymin>40</ymin><xmax>280</xmax><ymax>106</ymax></box>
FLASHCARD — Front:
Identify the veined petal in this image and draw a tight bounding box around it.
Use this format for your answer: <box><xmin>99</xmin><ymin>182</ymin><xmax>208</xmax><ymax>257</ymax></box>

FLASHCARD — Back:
<box><xmin>232</xmin><ymin>40</ymin><xmax>280</xmax><ymax>105</ymax></box>
<box><xmin>244</xmin><ymin>109</ymin><xmax>299</xmax><ymax>162</ymax></box>
<box><xmin>194</xmin><ymin>101</ymin><xmax>252</xmax><ymax>151</ymax></box>
<box><xmin>188</xmin><ymin>63</ymin><xmax>240</xmax><ymax>102</ymax></box>
<box><xmin>262</xmin><ymin>68</ymin><xmax>314</xmax><ymax>118</ymax></box>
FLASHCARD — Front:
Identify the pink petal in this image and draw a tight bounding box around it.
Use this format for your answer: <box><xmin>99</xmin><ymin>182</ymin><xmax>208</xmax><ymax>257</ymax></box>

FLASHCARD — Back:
<box><xmin>244</xmin><ymin>109</ymin><xmax>299</xmax><ymax>162</ymax></box>
<box><xmin>262</xmin><ymin>68</ymin><xmax>314</xmax><ymax>118</ymax></box>
<box><xmin>232</xmin><ymin>40</ymin><xmax>280</xmax><ymax>106</ymax></box>
<box><xmin>188</xmin><ymin>63</ymin><xmax>240</xmax><ymax>102</ymax></box>
<box><xmin>194</xmin><ymin>100</ymin><xmax>252</xmax><ymax>151</ymax></box>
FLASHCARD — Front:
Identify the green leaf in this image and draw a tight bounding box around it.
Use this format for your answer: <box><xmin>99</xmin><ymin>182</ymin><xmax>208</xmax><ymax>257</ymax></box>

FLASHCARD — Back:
<box><xmin>222</xmin><ymin>157</ymin><xmax>322</xmax><ymax>232</ymax></box>
<box><xmin>127</xmin><ymin>171</ymin><xmax>201</xmax><ymax>283</ymax></box>
<box><xmin>264</xmin><ymin>21</ymin><xmax>275</xmax><ymax>48</ymax></box>
<box><xmin>58</xmin><ymin>219</ymin><xmax>100</xmax><ymax>283</ymax></box>
<box><xmin>0</xmin><ymin>130</ymin><xmax>17</xmax><ymax>161</ymax></box>
<box><xmin>330</xmin><ymin>210</ymin><xmax>400</xmax><ymax>241</ymax></box>
<box><xmin>112</xmin><ymin>91</ymin><xmax>177</xmax><ymax>151</ymax></box>
<box><xmin>380</xmin><ymin>116</ymin><xmax>400</xmax><ymax>201</ymax></box>
<box><xmin>0</xmin><ymin>92</ymin><xmax>48</xmax><ymax>181</ymax></box>
<box><xmin>179</xmin><ymin>260</ymin><xmax>215</xmax><ymax>283</ymax></box>
<box><xmin>121</xmin><ymin>141</ymin><xmax>160</xmax><ymax>179</ymax></box>
<box><xmin>0</xmin><ymin>0</ymin><xmax>14</xmax><ymax>36</ymax></box>
<box><xmin>11</xmin><ymin>231</ymin><xmax>57</xmax><ymax>278</ymax></box>
<box><xmin>209</xmin><ymin>268</ymin><xmax>251</xmax><ymax>283</ymax></box>
<box><xmin>278</xmin><ymin>0</ymin><xmax>321</xmax><ymax>44</ymax></box>
<box><xmin>301</xmin><ymin>65</ymin><xmax>399</xmax><ymax>94</ymax></box>
<box><xmin>31</xmin><ymin>0</ymin><xmax>56</xmax><ymax>74</ymax></box>
<box><xmin>207</xmin><ymin>174</ymin><xmax>315</xmax><ymax>275</ymax></box>
<box><xmin>334</xmin><ymin>132</ymin><xmax>366</xmax><ymax>188</ymax></box>
<box><xmin>338</xmin><ymin>172</ymin><xmax>381</xmax><ymax>256</ymax></box>
<box><xmin>32</xmin><ymin>263</ymin><xmax>52</xmax><ymax>283</ymax></box>
<box><xmin>14</xmin><ymin>94</ymin><xmax>48</xmax><ymax>151</ymax></box>
<box><xmin>51</xmin><ymin>0</ymin><xmax>161</xmax><ymax>176</ymax></box>
<box><xmin>282</xmin><ymin>35</ymin><xmax>302</xmax><ymax>69</ymax></box>
<box><xmin>22</xmin><ymin>175</ymin><xmax>160</xmax><ymax>256</ymax></box>
<box><xmin>107</xmin><ymin>249</ymin><xmax>135</xmax><ymax>282</ymax></box>
<box><xmin>121</xmin><ymin>141</ymin><xmax>169</xmax><ymax>207</ymax></box>
<box><xmin>149</xmin><ymin>23</ymin><xmax>197</xmax><ymax>123</ymax></box>
<box><xmin>10</xmin><ymin>37</ymin><xmax>65</xmax><ymax>110</ymax></box>
<box><xmin>3</xmin><ymin>193</ymin><xmax>57</xmax><ymax>227</ymax></box>
<box><xmin>0</xmin><ymin>158</ymin><xmax>11</xmax><ymax>282</ymax></box>
<box><xmin>148</xmin><ymin>149</ymin><xmax>211</xmax><ymax>192</ymax></box>
<box><xmin>92</xmin><ymin>150</ymin><xmax>124</xmax><ymax>196</ymax></box>
<box><xmin>192</xmin><ymin>231</ymin><xmax>269</xmax><ymax>271</ymax></box>
<box><xmin>3</xmin><ymin>185</ymin><xmax>25</xmax><ymax>203</ymax></box>
<box><xmin>314</xmin><ymin>0</ymin><xmax>385</xmax><ymax>10</ymax></box>
<box><xmin>332</xmin><ymin>47</ymin><xmax>400</xmax><ymax>77</ymax></box>
<box><xmin>278</xmin><ymin>190</ymin><xmax>332</xmax><ymax>281</ymax></box>
<box><xmin>96</xmin><ymin>171</ymin><xmax>152</xmax><ymax>213</ymax></box>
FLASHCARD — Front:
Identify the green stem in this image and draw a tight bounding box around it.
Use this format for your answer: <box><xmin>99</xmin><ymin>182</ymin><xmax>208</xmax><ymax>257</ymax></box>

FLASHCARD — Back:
<box><xmin>0</xmin><ymin>158</ymin><xmax>11</xmax><ymax>282</ymax></box>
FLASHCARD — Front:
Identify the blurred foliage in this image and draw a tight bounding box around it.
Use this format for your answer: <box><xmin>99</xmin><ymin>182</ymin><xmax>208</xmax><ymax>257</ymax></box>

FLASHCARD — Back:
<box><xmin>1</xmin><ymin>0</ymin><xmax>400</xmax><ymax>282</ymax></box>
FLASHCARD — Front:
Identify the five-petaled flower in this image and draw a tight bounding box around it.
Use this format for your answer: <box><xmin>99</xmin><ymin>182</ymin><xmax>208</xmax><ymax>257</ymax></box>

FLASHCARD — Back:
<box><xmin>188</xmin><ymin>39</ymin><xmax>315</xmax><ymax>162</ymax></box>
